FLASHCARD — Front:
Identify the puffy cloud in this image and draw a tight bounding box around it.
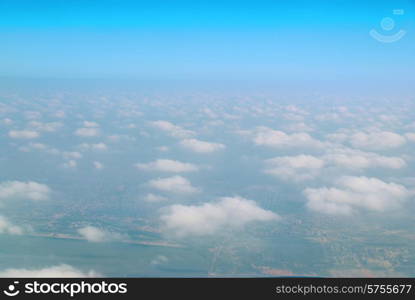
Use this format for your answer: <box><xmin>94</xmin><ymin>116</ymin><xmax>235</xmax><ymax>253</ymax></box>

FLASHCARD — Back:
<box><xmin>107</xmin><ymin>134</ymin><xmax>136</xmax><ymax>143</ymax></box>
<box><xmin>54</xmin><ymin>110</ymin><xmax>66</xmax><ymax>118</ymax></box>
<box><xmin>79</xmin><ymin>143</ymin><xmax>107</xmax><ymax>151</ymax></box>
<box><xmin>83</xmin><ymin>121</ymin><xmax>99</xmax><ymax>128</ymax></box>
<box><xmin>0</xmin><ymin>181</ymin><xmax>51</xmax><ymax>202</ymax></box>
<box><xmin>284</xmin><ymin>122</ymin><xmax>314</xmax><ymax>132</ymax></box>
<box><xmin>180</xmin><ymin>139</ymin><xmax>225</xmax><ymax>153</ymax></box>
<box><xmin>93</xmin><ymin>161</ymin><xmax>104</xmax><ymax>170</ymax></box>
<box><xmin>151</xmin><ymin>121</ymin><xmax>194</xmax><ymax>138</ymax></box>
<box><xmin>349</xmin><ymin>131</ymin><xmax>406</xmax><ymax>150</ymax></box>
<box><xmin>0</xmin><ymin>216</ymin><xmax>23</xmax><ymax>235</ymax></box>
<box><xmin>148</xmin><ymin>176</ymin><xmax>199</xmax><ymax>194</ymax></box>
<box><xmin>144</xmin><ymin>193</ymin><xmax>168</xmax><ymax>202</ymax></box>
<box><xmin>264</xmin><ymin>149</ymin><xmax>405</xmax><ymax>182</ymax></box>
<box><xmin>2</xmin><ymin>118</ymin><xmax>13</xmax><ymax>125</ymax></box>
<box><xmin>28</xmin><ymin>121</ymin><xmax>62</xmax><ymax>132</ymax></box>
<box><xmin>304</xmin><ymin>176</ymin><xmax>411</xmax><ymax>215</ymax></box>
<box><xmin>74</xmin><ymin>128</ymin><xmax>100</xmax><ymax>137</ymax></box>
<box><xmin>136</xmin><ymin>159</ymin><xmax>198</xmax><ymax>173</ymax></box>
<box><xmin>151</xmin><ymin>255</ymin><xmax>169</xmax><ymax>265</ymax></box>
<box><xmin>156</xmin><ymin>146</ymin><xmax>169</xmax><ymax>152</ymax></box>
<box><xmin>8</xmin><ymin>130</ymin><xmax>39</xmax><ymax>139</ymax></box>
<box><xmin>62</xmin><ymin>160</ymin><xmax>77</xmax><ymax>169</ymax></box>
<box><xmin>324</xmin><ymin>148</ymin><xmax>406</xmax><ymax>170</ymax></box>
<box><xmin>161</xmin><ymin>196</ymin><xmax>280</xmax><ymax>237</ymax></box>
<box><xmin>405</xmin><ymin>133</ymin><xmax>415</xmax><ymax>142</ymax></box>
<box><xmin>24</xmin><ymin>111</ymin><xmax>41</xmax><ymax>120</ymax></box>
<box><xmin>264</xmin><ymin>155</ymin><xmax>325</xmax><ymax>181</ymax></box>
<box><xmin>77</xmin><ymin>226</ymin><xmax>123</xmax><ymax>243</ymax></box>
<box><xmin>63</xmin><ymin>151</ymin><xmax>82</xmax><ymax>159</ymax></box>
<box><xmin>252</xmin><ymin>127</ymin><xmax>323</xmax><ymax>148</ymax></box>
<box><xmin>0</xmin><ymin>264</ymin><xmax>100</xmax><ymax>277</ymax></box>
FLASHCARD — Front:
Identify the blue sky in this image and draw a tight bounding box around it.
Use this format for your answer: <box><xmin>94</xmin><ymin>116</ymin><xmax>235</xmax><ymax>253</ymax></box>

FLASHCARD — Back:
<box><xmin>1</xmin><ymin>0</ymin><xmax>414</xmax><ymax>82</ymax></box>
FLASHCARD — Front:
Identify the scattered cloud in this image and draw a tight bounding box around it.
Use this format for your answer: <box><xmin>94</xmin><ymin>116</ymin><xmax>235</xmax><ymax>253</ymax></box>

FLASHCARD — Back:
<box><xmin>8</xmin><ymin>130</ymin><xmax>39</xmax><ymax>139</ymax></box>
<box><xmin>0</xmin><ymin>181</ymin><xmax>51</xmax><ymax>202</ymax></box>
<box><xmin>79</xmin><ymin>143</ymin><xmax>108</xmax><ymax>151</ymax></box>
<box><xmin>77</xmin><ymin>226</ymin><xmax>123</xmax><ymax>243</ymax></box>
<box><xmin>74</xmin><ymin>127</ymin><xmax>100</xmax><ymax>137</ymax></box>
<box><xmin>264</xmin><ymin>155</ymin><xmax>325</xmax><ymax>181</ymax></box>
<box><xmin>349</xmin><ymin>131</ymin><xmax>406</xmax><ymax>150</ymax></box>
<box><xmin>144</xmin><ymin>193</ymin><xmax>168</xmax><ymax>202</ymax></box>
<box><xmin>136</xmin><ymin>159</ymin><xmax>198</xmax><ymax>173</ymax></box>
<box><xmin>28</xmin><ymin>121</ymin><xmax>62</xmax><ymax>132</ymax></box>
<box><xmin>62</xmin><ymin>160</ymin><xmax>77</xmax><ymax>169</ymax></box>
<box><xmin>83</xmin><ymin>121</ymin><xmax>99</xmax><ymax>128</ymax></box>
<box><xmin>160</xmin><ymin>196</ymin><xmax>280</xmax><ymax>237</ymax></box>
<box><xmin>405</xmin><ymin>133</ymin><xmax>415</xmax><ymax>142</ymax></box>
<box><xmin>251</xmin><ymin>127</ymin><xmax>323</xmax><ymax>148</ymax></box>
<box><xmin>2</xmin><ymin>118</ymin><xmax>13</xmax><ymax>125</ymax></box>
<box><xmin>324</xmin><ymin>148</ymin><xmax>406</xmax><ymax>170</ymax></box>
<box><xmin>63</xmin><ymin>151</ymin><xmax>82</xmax><ymax>160</ymax></box>
<box><xmin>304</xmin><ymin>176</ymin><xmax>411</xmax><ymax>215</ymax></box>
<box><xmin>0</xmin><ymin>264</ymin><xmax>100</xmax><ymax>277</ymax></box>
<box><xmin>180</xmin><ymin>138</ymin><xmax>225</xmax><ymax>153</ymax></box>
<box><xmin>151</xmin><ymin>120</ymin><xmax>194</xmax><ymax>138</ymax></box>
<box><xmin>151</xmin><ymin>255</ymin><xmax>169</xmax><ymax>265</ymax></box>
<box><xmin>93</xmin><ymin>161</ymin><xmax>104</xmax><ymax>170</ymax></box>
<box><xmin>0</xmin><ymin>216</ymin><xmax>23</xmax><ymax>235</ymax></box>
<box><xmin>148</xmin><ymin>176</ymin><xmax>199</xmax><ymax>194</ymax></box>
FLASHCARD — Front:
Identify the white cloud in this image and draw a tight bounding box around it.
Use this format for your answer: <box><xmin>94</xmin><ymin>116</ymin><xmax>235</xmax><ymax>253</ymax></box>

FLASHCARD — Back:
<box><xmin>28</xmin><ymin>121</ymin><xmax>62</xmax><ymax>132</ymax></box>
<box><xmin>54</xmin><ymin>110</ymin><xmax>66</xmax><ymax>118</ymax></box>
<box><xmin>405</xmin><ymin>133</ymin><xmax>415</xmax><ymax>142</ymax></box>
<box><xmin>284</xmin><ymin>122</ymin><xmax>314</xmax><ymax>132</ymax></box>
<box><xmin>349</xmin><ymin>131</ymin><xmax>406</xmax><ymax>150</ymax></box>
<box><xmin>156</xmin><ymin>146</ymin><xmax>169</xmax><ymax>152</ymax></box>
<box><xmin>264</xmin><ymin>155</ymin><xmax>325</xmax><ymax>181</ymax></box>
<box><xmin>74</xmin><ymin>127</ymin><xmax>100</xmax><ymax>137</ymax></box>
<box><xmin>62</xmin><ymin>160</ymin><xmax>77</xmax><ymax>169</ymax></box>
<box><xmin>0</xmin><ymin>216</ymin><xmax>23</xmax><ymax>235</ymax></box>
<box><xmin>180</xmin><ymin>139</ymin><xmax>225</xmax><ymax>153</ymax></box>
<box><xmin>0</xmin><ymin>181</ymin><xmax>51</xmax><ymax>201</ymax></box>
<box><xmin>63</xmin><ymin>151</ymin><xmax>82</xmax><ymax>160</ymax></box>
<box><xmin>324</xmin><ymin>148</ymin><xmax>406</xmax><ymax>170</ymax></box>
<box><xmin>151</xmin><ymin>255</ymin><xmax>169</xmax><ymax>265</ymax></box>
<box><xmin>136</xmin><ymin>159</ymin><xmax>198</xmax><ymax>173</ymax></box>
<box><xmin>83</xmin><ymin>121</ymin><xmax>99</xmax><ymax>128</ymax></box>
<box><xmin>19</xmin><ymin>142</ymin><xmax>60</xmax><ymax>156</ymax></box>
<box><xmin>144</xmin><ymin>193</ymin><xmax>168</xmax><ymax>202</ymax></box>
<box><xmin>304</xmin><ymin>176</ymin><xmax>411</xmax><ymax>215</ymax></box>
<box><xmin>263</xmin><ymin>149</ymin><xmax>405</xmax><ymax>182</ymax></box>
<box><xmin>93</xmin><ymin>161</ymin><xmax>104</xmax><ymax>170</ymax></box>
<box><xmin>148</xmin><ymin>176</ymin><xmax>199</xmax><ymax>194</ymax></box>
<box><xmin>252</xmin><ymin>127</ymin><xmax>323</xmax><ymax>148</ymax></box>
<box><xmin>107</xmin><ymin>134</ymin><xmax>136</xmax><ymax>143</ymax></box>
<box><xmin>77</xmin><ymin>226</ymin><xmax>123</xmax><ymax>243</ymax></box>
<box><xmin>24</xmin><ymin>111</ymin><xmax>41</xmax><ymax>120</ymax></box>
<box><xmin>8</xmin><ymin>130</ymin><xmax>39</xmax><ymax>139</ymax></box>
<box><xmin>151</xmin><ymin>120</ymin><xmax>194</xmax><ymax>138</ymax></box>
<box><xmin>161</xmin><ymin>196</ymin><xmax>280</xmax><ymax>237</ymax></box>
<box><xmin>0</xmin><ymin>264</ymin><xmax>100</xmax><ymax>278</ymax></box>
<box><xmin>79</xmin><ymin>143</ymin><xmax>108</xmax><ymax>151</ymax></box>
<box><xmin>2</xmin><ymin>118</ymin><xmax>13</xmax><ymax>125</ymax></box>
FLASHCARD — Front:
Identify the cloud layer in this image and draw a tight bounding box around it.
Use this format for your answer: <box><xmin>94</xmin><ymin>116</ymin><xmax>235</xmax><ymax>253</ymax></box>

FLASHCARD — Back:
<box><xmin>136</xmin><ymin>159</ymin><xmax>198</xmax><ymax>173</ymax></box>
<box><xmin>304</xmin><ymin>176</ymin><xmax>411</xmax><ymax>215</ymax></box>
<box><xmin>161</xmin><ymin>196</ymin><xmax>279</xmax><ymax>237</ymax></box>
